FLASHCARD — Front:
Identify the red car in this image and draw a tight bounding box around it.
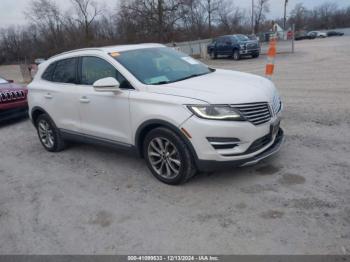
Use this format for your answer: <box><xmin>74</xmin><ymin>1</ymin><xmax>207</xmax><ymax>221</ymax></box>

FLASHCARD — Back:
<box><xmin>0</xmin><ymin>76</ymin><xmax>28</xmax><ymax>122</ymax></box>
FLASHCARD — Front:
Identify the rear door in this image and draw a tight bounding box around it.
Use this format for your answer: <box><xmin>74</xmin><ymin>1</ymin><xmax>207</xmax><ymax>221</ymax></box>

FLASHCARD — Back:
<box><xmin>216</xmin><ymin>37</ymin><xmax>225</xmax><ymax>55</ymax></box>
<box><xmin>40</xmin><ymin>57</ymin><xmax>81</xmax><ymax>132</ymax></box>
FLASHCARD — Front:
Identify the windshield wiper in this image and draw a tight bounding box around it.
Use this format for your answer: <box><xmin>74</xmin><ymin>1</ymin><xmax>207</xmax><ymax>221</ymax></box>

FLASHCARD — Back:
<box><xmin>151</xmin><ymin>69</ymin><xmax>215</xmax><ymax>85</ymax></box>
<box><xmin>170</xmin><ymin>71</ymin><xmax>212</xmax><ymax>83</ymax></box>
<box><xmin>152</xmin><ymin>81</ymin><xmax>171</xmax><ymax>85</ymax></box>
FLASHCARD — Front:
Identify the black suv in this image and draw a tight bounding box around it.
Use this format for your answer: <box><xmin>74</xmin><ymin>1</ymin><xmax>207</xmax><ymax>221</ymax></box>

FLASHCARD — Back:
<box><xmin>207</xmin><ymin>34</ymin><xmax>260</xmax><ymax>60</ymax></box>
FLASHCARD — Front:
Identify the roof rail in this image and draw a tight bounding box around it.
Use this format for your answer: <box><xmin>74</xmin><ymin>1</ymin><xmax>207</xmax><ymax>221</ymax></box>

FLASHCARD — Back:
<box><xmin>49</xmin><ymin>47</ymin><xmax>104</xmax><ymax>59</ymax></box>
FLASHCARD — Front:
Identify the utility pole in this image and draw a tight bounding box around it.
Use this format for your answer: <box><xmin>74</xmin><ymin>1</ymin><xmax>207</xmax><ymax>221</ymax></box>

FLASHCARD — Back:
<box><xmin>252</xmin><ymin>0</ymin><xmax>254</xmax><ymax>34</ymax></box>
<box><xmin>283</xmin><ymin>0</ymin><xmax>288</xmax><ymax>31</ymax></box>
<box><xmin>158</xmin><ymin>0</ymin><xmax>163</xmax><ymax>42</ymax></box>
<box><xmin>208</xmin><ymin>0</ymin><xmax>212</xmax><ymax>37</ymax></box>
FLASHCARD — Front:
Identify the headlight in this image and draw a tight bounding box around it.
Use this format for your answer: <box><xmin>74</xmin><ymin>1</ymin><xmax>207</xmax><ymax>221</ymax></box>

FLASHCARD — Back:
<box><xmin>187</xmin><ymin>105</ymin><xmax>244</xmax><ymax>121</ymax></box>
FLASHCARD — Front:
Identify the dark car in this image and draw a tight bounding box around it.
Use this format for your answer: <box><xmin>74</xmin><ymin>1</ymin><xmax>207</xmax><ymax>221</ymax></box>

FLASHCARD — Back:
<box><xmin>295</xmin><ymin>35</ymin><xmax>314</xmax><ymax>41</ymax></box>
<box><xmin>295</xmin><ymin>31</ymin><xmax>317</xmax><ymax>41</ymax></box>
<box><xmin>327</xmin><ymin>31</ymin><xmax>344</xmax><ymax>37</ymax></box>
<box><xmin>0</xmin><ymin>76</ymin><xmax>28</xmax><ymax>122</ymax></box>
<box><xmin>207</xmin><ymin>34</ymin><xmax>260</xmax><ymax>60</ymax></box>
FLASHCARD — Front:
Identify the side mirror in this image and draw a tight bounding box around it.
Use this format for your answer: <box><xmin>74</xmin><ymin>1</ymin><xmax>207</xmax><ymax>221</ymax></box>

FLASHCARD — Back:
<box><xmin>93</xmin><ymin>77</ymin><xmax>120</xmax><ymax>92</ymax></box>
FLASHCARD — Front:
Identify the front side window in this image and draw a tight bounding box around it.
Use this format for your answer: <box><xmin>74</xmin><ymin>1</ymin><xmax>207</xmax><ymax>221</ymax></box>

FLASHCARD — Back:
<box><xmin>233</xmin><ymin>35</ymin><xmax>249</xmax><ymax>42</ymax></box>
<box><xmin>113</xmin><ymin>47</ymin><xmax>212</xmax><ymax>85</ymax></box>
<box><xmin>217</xmin><ymin>37</ymin><xmax>224</xmax><ymax>44</ymax></box>
<box><xmin>81</xmin><ymin>56</ymin><xmax>130</xmax><ymax>88</ymax></box>
<box><xmin>52</xmin><ymin>58</ymin><xmax>77</xmax><ymax>84</ymax></box>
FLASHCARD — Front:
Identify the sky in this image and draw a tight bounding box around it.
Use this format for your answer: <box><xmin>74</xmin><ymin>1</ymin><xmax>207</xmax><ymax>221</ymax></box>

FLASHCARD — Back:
<box><xmin>0</xmin><ymin>0</ymin><xmax>349</xmax><ymax>28</ymax></box>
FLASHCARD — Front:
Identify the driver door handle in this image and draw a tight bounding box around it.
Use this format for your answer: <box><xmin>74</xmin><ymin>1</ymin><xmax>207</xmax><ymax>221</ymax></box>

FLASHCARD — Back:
<box><xmin>79</xmin><ymin>96</ymin><xmax>90</xmax><ymax>103</ymax></box>
<box><xmin>44</xmin><ymin>93</ymin><xmax>53</xmax><ymax>99</ymax></box>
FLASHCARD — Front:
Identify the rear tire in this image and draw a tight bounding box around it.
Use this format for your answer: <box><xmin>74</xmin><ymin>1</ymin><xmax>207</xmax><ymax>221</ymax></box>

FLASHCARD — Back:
<box><xmin>36</xmin><ymin>114</ymin><xmax>66</xmax><ymax>152</ymax></box>
<box><xmin>210</xmin><ymin>51</ymin><xmax>217</xmax><ymax>60</ymax></box>
<box><xmin>143</xmin><ymin>127</ymin><xmax>197</xmax><ymax>185</ymax></box>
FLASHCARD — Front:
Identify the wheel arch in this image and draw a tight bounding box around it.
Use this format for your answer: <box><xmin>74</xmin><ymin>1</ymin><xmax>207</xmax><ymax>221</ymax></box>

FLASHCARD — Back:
<box><xmin>31</xmin><ymin>106</ymin><xmax>49</xmax><ymax>126</ymax></box>
<box><xmin>135</xmin><ymin>119</ymin><xmax>198</xmax><ymax>162</ymax></box>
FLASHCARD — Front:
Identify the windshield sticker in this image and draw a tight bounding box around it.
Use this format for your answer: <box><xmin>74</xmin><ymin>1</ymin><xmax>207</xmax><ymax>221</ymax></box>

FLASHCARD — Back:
<box><xmin>147</xmin><ymin>76</ymin><xmax>169</xmax><ymax>84</ymax></box>
<box><xmin>109</xmin><ymin>52</ymin><xmax>120</xmax><ymax>57</ymax></box>
<box><xmin>181</xmin><ymin>57</ymin><xmax>200</xmax><ymax>65</ymax></box>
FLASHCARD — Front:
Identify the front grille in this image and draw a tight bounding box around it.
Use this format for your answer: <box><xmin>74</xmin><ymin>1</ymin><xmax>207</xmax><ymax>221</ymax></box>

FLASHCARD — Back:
<box><xmin>0</xmin><ymin>91</ymin><xmax>26</xmax><ymax>103</ymax></box>
<box><xmin>247</xmin><ymin>43</ymin><xmax>258</xmax><ymax>49</ymax></box>
<box><xmin>232</xmin><ymin>102</ymin><xmax>271</xmax><ymax>125</ymax></box>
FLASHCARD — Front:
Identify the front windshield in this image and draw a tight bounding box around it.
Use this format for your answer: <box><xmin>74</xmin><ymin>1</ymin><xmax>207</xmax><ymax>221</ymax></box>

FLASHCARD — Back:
<box><xmin>113</xmin><ymin>47</ymin><xmax>212</xmax><ymax>85</ymax></box>
<box><xmin>234</xmin><ymin>35</ymin><xmax>249</xmax><ymax>41</ymax></box>
<box><xmin>0</xmin><ymin>77</ymin><xmax>8</xmax><ymax>84</ymax></box>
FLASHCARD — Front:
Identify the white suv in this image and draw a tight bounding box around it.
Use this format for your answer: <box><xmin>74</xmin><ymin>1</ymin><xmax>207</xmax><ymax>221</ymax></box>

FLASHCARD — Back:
<box><xmin>28</xmin><ymin>44</ymin><xmax>284</xmax><ymax>184</ymax></box>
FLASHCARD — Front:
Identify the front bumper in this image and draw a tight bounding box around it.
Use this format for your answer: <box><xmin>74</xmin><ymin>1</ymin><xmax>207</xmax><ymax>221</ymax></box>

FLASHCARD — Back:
<box><xmin>240</xmin><ymin>49</ymin><xmax>260</xmax><ymax>55</ymax></box>
<box><xmin>0</xmin><ymin>107</ymin><xmax>28</xmax><ymax>122</ymax></box>
<box><xmin>196</xmin><ymin>128</ymin><xmax>284</xmax><ymax>172</ymax></box>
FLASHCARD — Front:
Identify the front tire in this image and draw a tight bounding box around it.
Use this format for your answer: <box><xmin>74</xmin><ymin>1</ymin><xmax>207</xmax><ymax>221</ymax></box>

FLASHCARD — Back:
<box><xmin>36</xmin><ymin>114</ymin><xmax>66</xmax><ymax>152</ymax></box>
<box><xmin>143</xmin><ymin>127</ymin><xmax>197</xmax><ymax>185</ymax></box>
<box><xmin>233</xmin><ymin>49</ymin><xmax>240</xmax><ymax>60</ymax></box>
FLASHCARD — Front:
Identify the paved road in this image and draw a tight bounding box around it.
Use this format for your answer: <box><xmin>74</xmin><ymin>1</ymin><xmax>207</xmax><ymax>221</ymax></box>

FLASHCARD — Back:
<box><xmin>0</xmin><ymin>36</ymin><xmax>349</xmax><ymax>254</ymax></box>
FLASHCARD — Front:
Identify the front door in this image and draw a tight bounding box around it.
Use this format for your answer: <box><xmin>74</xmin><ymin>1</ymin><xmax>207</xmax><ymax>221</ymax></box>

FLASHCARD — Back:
<box><xmin>77</xmin><ymin>56</ymin><xmax>132</xmax><ymax>144</ymax></box>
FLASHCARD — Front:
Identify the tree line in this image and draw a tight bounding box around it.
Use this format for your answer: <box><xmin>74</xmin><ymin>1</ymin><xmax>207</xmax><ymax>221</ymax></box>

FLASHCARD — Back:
<box><xmin>0</xmin><ymin>0</ymin><xmax>349</xmax><ymax>64</ymax></box>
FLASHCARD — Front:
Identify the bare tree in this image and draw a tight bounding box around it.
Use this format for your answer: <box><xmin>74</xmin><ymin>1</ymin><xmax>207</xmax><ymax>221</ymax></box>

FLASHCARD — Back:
<box><xmin>180</xmin><ymin>0</ymin><xmax>206</xmax><ymax>40</ymax></box>
<box><xmin>25</xmin><ymin>0</ymin><xmax>64</xmax><ymax>52</ymax></box>
<box><xmin>289</xmin><ymin>3</ymin><xmax>308</xmax><ymax>30</ymax></box>
<box><xmin>70</xmin><ymin>0</ymin><xmax>103</xmax><ymax>44</ymax></box>
<box><xmin>117</xmin><ymin>0</ymin><xmax>183</xmax><ymax>42</ymax></box>
<box><xmin>201</xmin><ymin>0</ymin><xmax>220</xmax><ymax>37</ymax></box>
<box><xmin>2</xmin><ymin>0</ymin><xmax>350</xmax><ymax>64</ymax></box>
<box><xmin>254</xmin><ymin>0</ymin><xmax>270</xmax><ymax>33</ymax></box>
<box><xmin>314</xmin><ymin>2</ymin><xmax>338</xmax><ymax>29</ymax></box>
<box><xmin>216</xmin><ymin>0</ymin><xmax>246</xmax><ymax>34</ymax></box>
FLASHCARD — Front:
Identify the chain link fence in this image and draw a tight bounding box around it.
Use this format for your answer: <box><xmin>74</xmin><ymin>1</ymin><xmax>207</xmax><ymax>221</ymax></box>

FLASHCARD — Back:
<box><xmin>167</xmin><ymin>30</ymin><xmax>295</xmax><ymax>59</ymax></box>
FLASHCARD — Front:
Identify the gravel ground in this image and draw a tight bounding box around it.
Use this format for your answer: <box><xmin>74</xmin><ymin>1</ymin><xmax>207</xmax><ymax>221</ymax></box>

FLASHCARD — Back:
<box><xmin>0</xmin><ymin>36</ymin><xmax>349</xmax><ymax>255</ymax></box>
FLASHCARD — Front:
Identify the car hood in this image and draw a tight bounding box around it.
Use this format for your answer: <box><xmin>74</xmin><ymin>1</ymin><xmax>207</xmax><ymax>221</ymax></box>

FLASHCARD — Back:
<box><xmin>0</xmin><ymin>83</ymin><xmax>26</xmax><ymax>92</ymax></box>
<box><xmin>240</xmin><ymin>40</ymin><xmax>258</xmax><ymax>44</ymax></box>
<box><xmin>146</xmin><ymin>69</ymin><xmax>277</xmax><ymax>104</ymax></box>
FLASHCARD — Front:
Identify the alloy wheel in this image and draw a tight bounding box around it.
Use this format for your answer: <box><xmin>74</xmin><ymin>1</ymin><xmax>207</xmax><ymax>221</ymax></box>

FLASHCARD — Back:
<box><xmin>38</xmin><ymin>119</ymin><xmax>55</xmax><ymax>149</ymax></box>
<box><xmin>147</xmin><ymin>137</ymin><xmax>181</xmax><ymax>179</ymax></box>
<box><xmin>234</xmin><ymin>51</ymin><xmax>239</xmax><ymax>60</ymax></box>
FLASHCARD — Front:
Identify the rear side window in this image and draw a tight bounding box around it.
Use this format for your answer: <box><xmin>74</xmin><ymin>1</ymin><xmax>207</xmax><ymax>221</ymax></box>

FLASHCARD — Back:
<box><xmin>81</xmin><ymin>56</ymin><xmax>131</xmax><ymax>89</ymax></box>
<box><xmin>52</xmin><ymin>58</ymin><xmax>77</xmax><ymax>84</ymax></box>
<box><xmin>42</xmin><ymin>62</ymin><xmax>56</xmax><ymax>81</ymax></box>
<box><xmin>217</xmin><ymin>37</ymin><xmax>224</xmax><ymax>44</ymax></box>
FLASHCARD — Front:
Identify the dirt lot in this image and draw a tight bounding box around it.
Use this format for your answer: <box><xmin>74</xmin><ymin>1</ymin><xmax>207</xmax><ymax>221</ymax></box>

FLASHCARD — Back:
<box><xmin>0</xmin><ymin>37</ymin><xmax>350</xmax><ymax>255</ymax></box>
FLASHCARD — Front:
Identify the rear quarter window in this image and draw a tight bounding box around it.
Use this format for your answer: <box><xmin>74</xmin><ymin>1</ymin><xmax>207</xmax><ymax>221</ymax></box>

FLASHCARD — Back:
<box><xmin>52</xmin><ymin>58</ymin><xmax>77</xmax><ymax>84</ymax></box>
<box><xmin>42</xmin><ymin>62</ymin><xmax>56</xmax><ymax>81</ymax></box>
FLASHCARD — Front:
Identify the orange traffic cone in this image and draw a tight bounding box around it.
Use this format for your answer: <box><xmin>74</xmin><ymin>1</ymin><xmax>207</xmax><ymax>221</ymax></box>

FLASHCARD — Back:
<box><xmin>265</xmin><ymin>34</ymin><xmax>277</xmax><ymax>79</ymax></box>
